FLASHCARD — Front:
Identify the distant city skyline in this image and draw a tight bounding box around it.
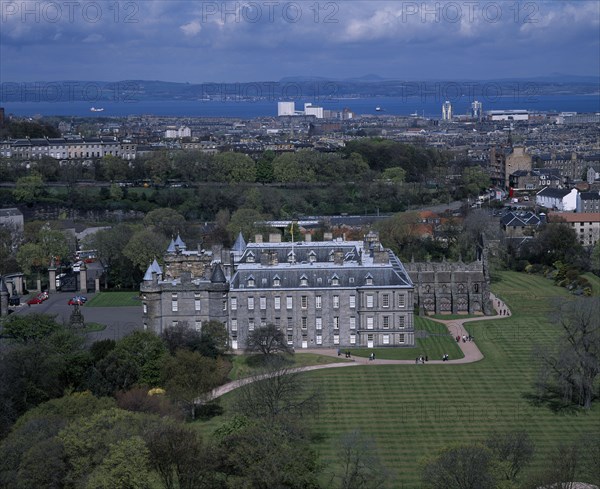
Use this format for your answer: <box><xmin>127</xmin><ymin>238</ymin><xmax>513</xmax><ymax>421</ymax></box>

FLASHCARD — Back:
<box><xmin>1</xmin><ymin>1</ymin><xmax>599</xmax><ymax>83</ymax></box>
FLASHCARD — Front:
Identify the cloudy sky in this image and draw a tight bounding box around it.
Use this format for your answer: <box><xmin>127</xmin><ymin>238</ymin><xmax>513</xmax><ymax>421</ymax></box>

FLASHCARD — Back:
<box><xmin>1</xmin><ymin>0</ymin><xmax>599</xmax><ymax>82</ymax></box>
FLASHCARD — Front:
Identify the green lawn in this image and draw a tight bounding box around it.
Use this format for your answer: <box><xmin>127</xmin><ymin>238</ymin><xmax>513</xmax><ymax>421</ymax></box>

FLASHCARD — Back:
<box><xmin>85</xmin><ymin>291</ymin><xmax>141</xmax><ymax>307</ymax></box>
<box><xmin>227</xmin><ymin>352</ymin><xmax>348</xmax><ymax>381</ymax></box>
<box><xmin>348</xmin><ymin>316</ymin><xmax>463</xmax><ymax>360</ymax></box>
<box><xmin>201</xmin><ymin>271</ymin><xmax>600</xmax><ymax>487</ymax></box>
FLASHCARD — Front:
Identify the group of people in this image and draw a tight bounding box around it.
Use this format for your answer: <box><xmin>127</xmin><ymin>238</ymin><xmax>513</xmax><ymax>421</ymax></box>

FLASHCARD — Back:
<box><xmin>415</xmin><ymin>355</ymin><xmax>428</xmax><ymax>364</ymax></box>
<box><xmin>442</xmin><ymin>353</ymin><xmax>450</xmax><ymax>361</ymax></box>
<box><xmin>337</xmin><ymin>349</ymin><xmax>352</xmax><ymax>358</ymax></box>
<box><xmin>456</xmin><ymin>334</ymin><xmax>474</xmax><ymax>343</ymax></box>
<box><xmin>496</xmin><ymin>299</ymin><xmax>510</xmax><ymax>316</ymax></box>
<box><xmin>368</xmin><ymin>352</ymin><xmax>376</xmax><ymax>361</ymax></box>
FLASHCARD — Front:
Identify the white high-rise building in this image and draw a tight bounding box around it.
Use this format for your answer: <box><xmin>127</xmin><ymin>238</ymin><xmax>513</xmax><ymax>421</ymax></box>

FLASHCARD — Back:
<box><xmin>471</xmin><ymin>101</ymin><xmax>483</xmax><ymax>120</ymax></box>
<box><xmin>278</xmin><ymin>101</ymin><xmax>296</xmax><ymax>116</ymax></box>
<box><xmin>442</xmin><ymin>101</ymin><xmax>453</xmax><ymax>121</ymax></box>
<box><xmin>304</xmin><ymin>103</ymin><xmax>324</xmax><ymax>119</ymax></box>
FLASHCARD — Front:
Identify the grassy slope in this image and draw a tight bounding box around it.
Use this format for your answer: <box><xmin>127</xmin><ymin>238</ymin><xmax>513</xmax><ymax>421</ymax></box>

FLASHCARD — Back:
<box><xmin>349</xmin><ymin>316</ymin><xmax>463</xmax><ymax>360</ymax></box>
<box><xmin>203</xmin><ymin>272</ymin><xmax>599</xmax><ymax>487</ymax></box>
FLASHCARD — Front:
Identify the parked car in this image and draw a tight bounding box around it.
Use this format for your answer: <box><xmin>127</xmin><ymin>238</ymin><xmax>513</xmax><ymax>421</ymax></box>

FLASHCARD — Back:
<box><xmin>72</xmin><ymin>261</ymin><xmax>84</xmax><ymax>272</ymax></box>
<box><xmin>68</xmin><ymin>295</ymin><xmax>88</xmax><ymax>305</ymax></box>
<box><xmin>27</xmin><ymin>296</ymin><xmax>44</xmax><ymax>305</ymax></box>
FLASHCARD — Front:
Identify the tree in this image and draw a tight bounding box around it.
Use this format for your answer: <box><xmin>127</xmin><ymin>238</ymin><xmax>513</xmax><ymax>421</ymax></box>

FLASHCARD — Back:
<box><xmin>217</xmin><ymin>419</ymin><xmax>321</xmax><ymax>489</ymax></box>
<box><xmin>15</xmin><ymin>242</ymin><xmax>46</xmax><ymax>275</ymax></box>
<box><xmin>145</xmin><ymin>421</ymin><xmax>216</xmax><ymax>489</ymax></box>
<box><xmin>85</xmin><ymin>436</ymin><xmax>152</xmax><ymax>489</ymax></box>
<box><xmin>485</xmin><ymin>430</ymin><xmax>534</xmax><ymax>483</ymax></box>
<box><xmin>13</xmin><ymin>173</ymin><xmax>45</xmax><ymax>204</ymax></box>
<box><xmin>381</xmin><ymin>166</ymin><xmax>406</xmax><ymax>183</ymax></box>
<box><xmin>227</xmin><ymin>208</ymin><xmax>268</xmax><ymax>243</ymax></box>
<box><xmin>1</xmin><ymin>313</ymin><xmax>61</xmax><ymax>344</ymax></box>
<box><xmin>245</xmin><ymin>323</ymin><xmax>293</xmax><ymax>356</ymax></box>
<box><xmin>331</xmin><ymin>430</ymin><xmax>391</xmax><ymax>489</ymax></box>
<box><xmin>256</xmin><ymin>151</ymin><xmax>275</xmax><ymax>183</ymax></box>
<box><xmin>523</xmin><ymin>441</ymin><xmax>581</xmax><ymax>489</ymax></box>
<box><xmin>123</xmin><ymin>228</ymin><xmax>169</xmax><ymax>274</ymax></box>
<box><xmin>522</xmin><ymin>223</ymin><xmax>585</xmax><ymax>267</ymax></box>
<box><xmin>421</xmin><ymin>444</ymin><xmax>497</xmax><ymax>489</ymax></box>
<box><xmin>272</xmin><ymin>152</ymin><xmax>315</xmax><ymax>183</ymax></box>
<box><xmin>533</xmin><ymin>297</ymin><xmax>599</xmax><ymax>409</ymax></box>
<box><xmin>114</xmin><ymin>331</ymin><xmax>167</xmax><ymax>387</ymax></box>
<box><xmin>58</xmin><ymin>408</ymin><xmax>156</xmax><ymax>488</ymax></box>
<box><xmin>160</xmin><ymin>350</ymin><xmax>229</xmax><ymax>419</ymax></box>
<box><xmin>84</xmin><ymin>223</ymin><xmax>137</xmax><ymax>288</ymax></box>
<box><xmin>161</xmin><ymin>322</ymin><xmax>203</xmax><ymax>355</ymax></box>
<box><xmin>143</xmin><ymin>208</ymin><xmax>187</xmax><ymax>238</ymax></box>
<box><xmin>591</xmin><ymin>239</ymin><xmax>600</xmax><ymax>273</ymax></box>
<box><xmin>235</xmin><ymin>364</ymin><xmax>320</xmax><ymax>422</ymax></box>
<box><xmin>200</xmin><ymin>320</ymin><xmax>229</xmax><ymax>357</ymax></box>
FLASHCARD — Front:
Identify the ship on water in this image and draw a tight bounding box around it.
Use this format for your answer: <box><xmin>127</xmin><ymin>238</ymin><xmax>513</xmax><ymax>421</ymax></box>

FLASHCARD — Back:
<box><xmin>90</xmin><ymin>107</ymin><xmax>105</xmax><ymax>112</ymax></box>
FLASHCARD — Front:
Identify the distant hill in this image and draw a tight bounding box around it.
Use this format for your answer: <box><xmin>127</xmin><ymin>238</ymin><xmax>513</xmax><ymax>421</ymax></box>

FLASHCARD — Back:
<box><xmin>1</xmin><ymin>76</ymin><xmax>598</xmax><ymax>103</ymax></box>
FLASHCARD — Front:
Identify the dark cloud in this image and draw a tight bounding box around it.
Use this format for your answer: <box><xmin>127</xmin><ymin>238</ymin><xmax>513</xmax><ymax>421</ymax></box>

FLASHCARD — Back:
<box><xmin>0</xmin><ymin>0</ymin><xmax>598</xmax><ymax>81</ymax></box>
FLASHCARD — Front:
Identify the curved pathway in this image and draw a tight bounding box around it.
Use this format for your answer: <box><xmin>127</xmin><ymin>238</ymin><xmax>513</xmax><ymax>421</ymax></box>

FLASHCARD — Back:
<box><xmin>203</xmin><ymin>293</ymin><xmax>512</xmax><ymax>402</ymax></box>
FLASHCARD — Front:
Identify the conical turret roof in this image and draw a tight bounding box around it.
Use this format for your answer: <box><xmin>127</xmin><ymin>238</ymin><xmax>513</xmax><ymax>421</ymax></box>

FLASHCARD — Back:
<box><xmin>167</xmin><ymin>239</ymin><xmax>176</xmax><ymax>253</ymax></box>
<box><xmin>174</xmin><ymin>234</ymin><xmax>186</xmax><ymax>249</ymax></box>
<box><xmin>210</xmin><ymin>264</ymin><xmax>226</xmax><ymax>283</ymax></box>
<box><xmin>232</xmin><ymin>231</ymin><xmax>247</xmax><ymax>252</ymax></box>
<box><xmin>143</xmin><ymin>264</ymin><xmax>155</xmax><ymax>281</ymax></box>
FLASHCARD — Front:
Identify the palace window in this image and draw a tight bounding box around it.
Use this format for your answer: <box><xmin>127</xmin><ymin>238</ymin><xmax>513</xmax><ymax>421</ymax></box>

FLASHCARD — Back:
<box><xmin>248</xmin><ymin>297</ymin><xmax>255</xmax><ymax>310</ymax></box>
<box><xmin>383</xmin><ymin>316</ymin><xmax>390</xmax><ymax>329</ymax></box>
<box><xmin>316</xmin><ymin>317</ymin><xmax>322</xmax><ymax>330</ymax></box>
<box><xmin>349</xmin><ymin>295</ymin><xmax>356</xmax><ymax>308</ymax></box>
<box><xmin>333</xmin><ymin>295</ymin><xmax>340</xmax><ymax>308</ymax></box>
<box><xmin>274</xmin><ymin>296</ymin><xmax>281</xmax><ymax>310</ymax></box>
<box><xmin>194</xmin><ymin>293</ymin><xmax>201</xmax><ymax>312</ymax></box>
<box><xmin>398</xmin><ymin>295</ymin><xmax>406</xmax><ymax>308</ymax></box>
<box><xmin>286</xmin><ymin>296</ymin><xmax>293</xmax><ymax>309</ymax></box>
<box><xmin>367</xmin><ymin>317</ymin><xmax>374</xmax><ymax>329</ymax></box>
<box><xmin>301</xmin><ymin>296</ymin><xmax>308</xmax><ymax>309</ymax></box>
<box><xmin>349</xmin><ymin>317</ymin><xmax>356</xmax><ymax>329</ymax></box>
<box><xmin>366</xmin><ymin>295</ymin><xmax>374</xmax><ymax>308</ymax></box>
<box><xmin>260</xmin><ymin>296</ymin><xmax>267</xmax><ymax>310</ymax></box>
<box><xmin>382</xmin><ymin>294</ymin><xmax>390</xmax><ymax>308</ymax></box>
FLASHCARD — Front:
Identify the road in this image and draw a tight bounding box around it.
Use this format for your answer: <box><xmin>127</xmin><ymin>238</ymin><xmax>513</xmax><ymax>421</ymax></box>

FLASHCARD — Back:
<box><xmin>8</xmin><ymin>291</ymin><xmax>142</xmax><ymax>343</ymax></box>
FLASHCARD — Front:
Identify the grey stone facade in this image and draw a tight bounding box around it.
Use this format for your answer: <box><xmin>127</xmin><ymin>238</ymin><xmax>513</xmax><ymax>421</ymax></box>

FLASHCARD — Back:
<box><xmin>405</xmin><ymin>259</ymin><xmax>492</xmax><ymax>315</ymax></box>
<box><xmin>140</xmin><ymin>233</ymin><xmax>415</xmax><ymax>349</ymax></box>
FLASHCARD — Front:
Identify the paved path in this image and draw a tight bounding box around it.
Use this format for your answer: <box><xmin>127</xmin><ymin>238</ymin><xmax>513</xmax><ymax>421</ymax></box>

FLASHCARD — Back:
<box><xmin>203</xmin><ymin>293</ymin><xmax>513</xmax><ymax>402</ymax></box>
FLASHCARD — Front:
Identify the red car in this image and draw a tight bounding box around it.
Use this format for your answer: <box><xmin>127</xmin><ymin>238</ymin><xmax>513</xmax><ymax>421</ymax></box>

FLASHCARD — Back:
<box><xmin>27</xmin><ymin>296</ymin><xmax>44</xmax><ymax>305</ymax></box>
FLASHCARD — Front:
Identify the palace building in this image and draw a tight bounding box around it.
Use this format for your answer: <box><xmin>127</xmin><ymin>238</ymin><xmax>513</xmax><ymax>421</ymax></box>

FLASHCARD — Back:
<box><xmin>140</xmin><ymin>232</ymin><xmax>416</xmax><ymax>349</ymax></box>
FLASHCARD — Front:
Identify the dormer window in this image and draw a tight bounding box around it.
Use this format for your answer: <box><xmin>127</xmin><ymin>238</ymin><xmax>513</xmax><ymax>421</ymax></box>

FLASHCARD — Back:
<box><xmin>287</xmin><ymin>251</ymin><xmax>296</xmax><ymax>263</ymax></box>
<box><xmin>331</xmin><ymin>274</ymin><xmax>340</xmax><ymax>286</ymax></box>
<box><xmin>308</xmin><ymin>251</ymin><xmax>317</xmax><ymax>263</ymax></box>
<box><xmin>247</xmin><ymin>252</ymin><xmax>255</xmax><ymax>263</ymax></box>
<box><xmin>300</xmin><ymin>274</ymin><xmax>308</xmax><ymax>286</ymax></box>
<box><xmin>365</xmin><ymin>274</ymin><xmax>373</xmax><ymax>286</ymax></box>
<box><xmin>247</xmin><ymin>276</ymin><xmax>255</xmax><ymax>287</ymax></box>
<box><xmin>273</xmin><ymin>275</ymin><xmax>281</xmax><ymax>287</ymax></box>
